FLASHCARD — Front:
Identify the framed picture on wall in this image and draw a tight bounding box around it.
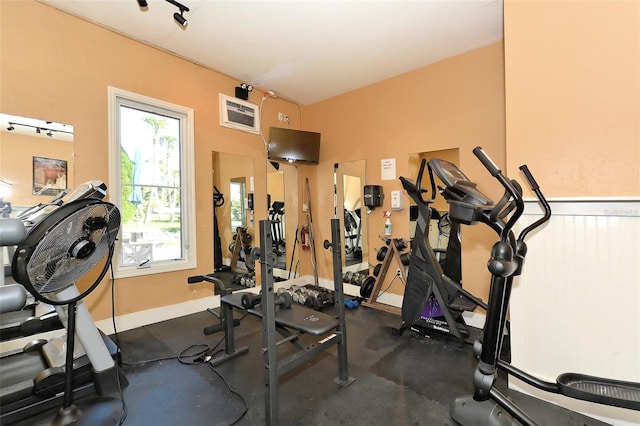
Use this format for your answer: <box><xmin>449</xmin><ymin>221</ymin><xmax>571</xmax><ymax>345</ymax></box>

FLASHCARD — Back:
<box><xmin>33</xmin><ymin>156</ymin><xmax>68</xmax><ymax>196</ymax></box>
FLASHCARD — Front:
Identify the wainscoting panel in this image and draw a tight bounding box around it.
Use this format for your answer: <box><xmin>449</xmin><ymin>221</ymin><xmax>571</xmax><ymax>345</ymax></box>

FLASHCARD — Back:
<box><xmin>510</xmin><ymin>199</ymin><xmax>640</xmax><ymax>425</ymax></box>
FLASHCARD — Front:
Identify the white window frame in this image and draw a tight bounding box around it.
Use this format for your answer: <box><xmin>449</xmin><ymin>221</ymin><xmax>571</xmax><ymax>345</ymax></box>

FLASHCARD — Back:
<box><xmin>108</xmin><ymin>87</ymin><xmax>196</xmax><ymax>278</ymax></box>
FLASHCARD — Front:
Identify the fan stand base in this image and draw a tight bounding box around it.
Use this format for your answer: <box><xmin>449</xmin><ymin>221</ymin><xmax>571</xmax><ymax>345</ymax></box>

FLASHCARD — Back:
<box><xmin>53</xmin><ymin>405</ymin><xmax>82</xmax><ymax>426</ymax></box>
<box><xmin>53</xmin><ymin>398</ymin><xmax>123</xmax><ymax>426</ymax></box>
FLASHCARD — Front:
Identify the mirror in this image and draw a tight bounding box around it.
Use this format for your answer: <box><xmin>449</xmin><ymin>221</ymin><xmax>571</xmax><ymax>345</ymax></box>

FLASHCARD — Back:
<box><xmin>335</xmin><ymin>160</ymin><xmax>368</xmax><ymax>273</ymax></box>
<box><xmin>267</xmin><ymin>161</ymin><xmax>299</xmax><ymax>279</ymax></box>
<box><xmin>0</xmin><ymin>113</ymin><xmax>74</xmax><ymax>285</ymax></box>
<box><xmin>211</xmin><ymin>151</ymin><xmax>255</xmax><ymax>276</ymax></box>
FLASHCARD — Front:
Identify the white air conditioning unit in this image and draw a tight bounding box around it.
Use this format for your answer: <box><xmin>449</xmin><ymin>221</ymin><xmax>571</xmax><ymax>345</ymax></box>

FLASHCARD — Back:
<box><xmin>219</xmin><ymin>93</ymin><xmax>260</xmax><ymax>135</ymax></box>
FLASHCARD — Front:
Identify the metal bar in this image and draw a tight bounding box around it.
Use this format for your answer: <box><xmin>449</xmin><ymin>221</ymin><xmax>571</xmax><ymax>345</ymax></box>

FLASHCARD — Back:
<box><xmin>330</xmin><ymin>218</ymin><xmax>354</xmax><ymax>386</ymax></box>
<box><xmin>276</xmin><ymin>334</ymin><xmax>339</xmax><ymax>376</ymax></box>
<box><xmin>489</xmin><ymin>387</ymin><xmax>539</xmax><ymax>426</ymax></box>
<box><xmin>259</xmin><ymin>220</ymin><xmax>278</xmax><ymax>426</ymax></box>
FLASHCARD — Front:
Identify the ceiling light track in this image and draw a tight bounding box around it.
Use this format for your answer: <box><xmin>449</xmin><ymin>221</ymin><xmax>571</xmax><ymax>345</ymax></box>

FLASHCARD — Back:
<box><xmin>137</xmin><ymin>0</ymin><xmax>190</xmax><ymax>28</ymax></box>
<box><xmin>6</xmin><ymin>122</ymin><xmax>73</xmax><ymax>137</ymax></box>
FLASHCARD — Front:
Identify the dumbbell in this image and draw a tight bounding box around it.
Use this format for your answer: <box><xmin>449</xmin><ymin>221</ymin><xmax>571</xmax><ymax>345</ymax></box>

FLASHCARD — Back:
<box><xmin>241</xmin><ymin>292</ymin><xmax>261</xmax><ymax>309</ymax></box>
<box><xmin>241</xmin><ymin>291</ymin><xmax>293</xmax><ymax>310</ymax></box>
<box><xmin>351</xmin><ymin>274</ymin><xmax>365</xmax><ymax>286</ymax></box>
<box><xmin>344</xmin><ymin>298</ymin><xmax>360</xmax><ymax>309</ymax></box>
<box><xmin>312</xmin><ymin>292</ymin><xmax>335</xmax><ymax>311</ymax></box>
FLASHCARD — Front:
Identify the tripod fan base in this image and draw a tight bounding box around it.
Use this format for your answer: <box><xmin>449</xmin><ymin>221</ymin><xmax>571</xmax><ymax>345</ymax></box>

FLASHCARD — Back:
<box><xmin>54</xmin><ymin>404</ymin><xmax>82</xmax><ymax>426</ymax></box>
<box><xmin>53</xmin><ymin>398</ymin><xmax>123</xmax><ymax>426</ymax></box>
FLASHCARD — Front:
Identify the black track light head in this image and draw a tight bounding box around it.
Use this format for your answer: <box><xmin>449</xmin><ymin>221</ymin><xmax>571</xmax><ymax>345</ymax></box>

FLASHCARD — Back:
<box><xmin>137</xmin><ymin>0</ymin><xmax>148</xmax><ymax>6</ymax></box>
<box><xmin>174</xmin><ymin>11</ymin><xmax>187</xmax><ymax>27</ymax></box>
<box><xmin>7</xmin><ymin>124</ymin><xmax>14</xmax><ymax>131</ymax></box>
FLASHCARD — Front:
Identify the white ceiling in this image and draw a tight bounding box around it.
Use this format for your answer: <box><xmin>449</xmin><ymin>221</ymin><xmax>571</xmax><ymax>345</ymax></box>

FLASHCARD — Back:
<box><xmin>41</xmin><ymin>0</ymin><xmax>503</xmax><ymax>105</ymax></box>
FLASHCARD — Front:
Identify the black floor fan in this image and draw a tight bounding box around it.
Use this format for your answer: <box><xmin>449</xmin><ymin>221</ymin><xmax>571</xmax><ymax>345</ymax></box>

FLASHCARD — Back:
<box><xmin>12</xmin><ymin>198</ymin><xmax>123</xmax><ymax>425</ymax></box>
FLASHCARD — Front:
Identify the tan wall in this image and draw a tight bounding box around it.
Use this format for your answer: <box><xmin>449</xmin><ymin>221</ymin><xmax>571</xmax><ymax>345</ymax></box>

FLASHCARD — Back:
<box><xmin>0</xmin><ymin>1</ymin><xmax>299</xmax><ymax>320</ymax></box>
<box><xmin>8</xmin><ymin>1</ymin><xmax>599</xmax><ymax>317</ymax></box>
<box><xmin>504</xmin><ymin>0</ymin><xmax>639</xmax><ymax>196</ymax></box>
<box><xmin>304</xmin><ymin>42</ymin><xmax>506</xmax><ymax>300</ymax></box>
<box><xmin>267</xmin><ymin>169</ymin><xmax>285</xmax><ymax>202</ymax></box>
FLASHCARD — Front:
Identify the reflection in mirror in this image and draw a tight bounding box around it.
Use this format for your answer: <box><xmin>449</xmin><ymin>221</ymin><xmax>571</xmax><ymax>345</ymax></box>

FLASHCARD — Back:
<box><xmin>267</xmin><ymin>161</ymin><xmax>298</xmax><ymax>279</ymax></box>
<box><xmin>1</xmin><ymin>113</ymin><xmax>74</xmax><ymax>285</ymax></box>
<box><xmin>212</xmin><ymin>152</ymin><xmax>255</xmax><ymax>275</ymax></box>
<box><xmin>408</xmin><ymin>148</ymin><xmax>460</xmax><ymax>282</ymax></box>
<box><xmin>335</xmin><ymin>160</ymin><xmax>368</xmax><ymax>274</ymax></box>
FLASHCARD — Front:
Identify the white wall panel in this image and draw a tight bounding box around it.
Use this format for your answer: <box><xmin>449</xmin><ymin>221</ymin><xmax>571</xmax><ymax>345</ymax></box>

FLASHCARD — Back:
<box><xmin>510</xmin><ymin>199</ymin><xmax>640</xmax><ymax>425</ymax></box>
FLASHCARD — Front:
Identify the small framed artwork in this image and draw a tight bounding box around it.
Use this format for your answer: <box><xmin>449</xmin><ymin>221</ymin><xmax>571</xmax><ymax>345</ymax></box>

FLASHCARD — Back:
<box><xmin>33</xmin><ymin>156</ymin><xmax>68</xmax><ymax>196</ymax></box>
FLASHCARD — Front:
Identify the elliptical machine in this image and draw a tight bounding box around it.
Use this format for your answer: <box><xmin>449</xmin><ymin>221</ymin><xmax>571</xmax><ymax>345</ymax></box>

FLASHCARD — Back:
<box><xmin>397</xmin><ymin>158</ymin><xmax>487</xmax><ymax>342</ymax></box>
<box><xmin>444</xmin><ymin>147</ymin><xmax>639</xmax><ymax>425</ymax></box>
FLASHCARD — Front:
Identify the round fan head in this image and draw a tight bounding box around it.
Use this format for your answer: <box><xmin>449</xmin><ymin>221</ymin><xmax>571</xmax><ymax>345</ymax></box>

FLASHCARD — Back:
<box><xmin>12</xmin><ymin>199</ymin><xmax>120</xmax><ymax>304</ymax></box>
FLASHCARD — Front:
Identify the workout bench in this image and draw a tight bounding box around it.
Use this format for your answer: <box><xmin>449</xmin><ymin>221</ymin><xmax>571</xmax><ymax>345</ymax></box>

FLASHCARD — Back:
<box><xmin>191</xmin><ymin>219</ymin><xmax>354</xmax><ymax>425</ymax></box>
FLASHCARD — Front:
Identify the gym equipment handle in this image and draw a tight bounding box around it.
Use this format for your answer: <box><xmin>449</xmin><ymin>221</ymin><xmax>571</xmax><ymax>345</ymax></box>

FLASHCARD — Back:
<box><xmin>519</xmin><ymin>165</ymin><xmax>539</xmax><ymax>191</ymax></box>
<box><xmin>473</xmin><ymin>146</ymin><xmax>501</xmax><ymax>177</ymax></box>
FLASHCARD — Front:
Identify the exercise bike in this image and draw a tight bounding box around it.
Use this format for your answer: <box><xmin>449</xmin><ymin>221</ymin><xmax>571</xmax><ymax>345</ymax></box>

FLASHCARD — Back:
<box><xmin>442</xmin><ymin>147</ymin><xmax>640</xmax><ymax>425</ymax></box>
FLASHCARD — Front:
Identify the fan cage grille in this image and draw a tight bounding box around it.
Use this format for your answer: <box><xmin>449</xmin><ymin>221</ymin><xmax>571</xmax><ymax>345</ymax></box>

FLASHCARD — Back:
<box><xmin>25</xmin><ymin>203</ymin><xmax>120</xmax><ymax>294</ymax></box>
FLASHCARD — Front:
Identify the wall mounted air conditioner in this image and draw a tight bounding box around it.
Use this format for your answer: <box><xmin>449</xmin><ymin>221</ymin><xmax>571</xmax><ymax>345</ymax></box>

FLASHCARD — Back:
<box><xmin>219</xmin><ymin>93</ymin><xmax>260</xmax><ymax>134</ymax></box>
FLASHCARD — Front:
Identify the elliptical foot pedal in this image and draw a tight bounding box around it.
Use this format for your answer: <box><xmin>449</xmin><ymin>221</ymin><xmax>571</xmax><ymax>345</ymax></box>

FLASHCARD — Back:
<box><xmin>449</xmin><ymin>295</ymin><xmax>477</xmax><ymax>312</ymax></box>
<box><xmin>557</xmin><ymin>373</ymin><xmax>640</xmax><ymax>410</ymax></box>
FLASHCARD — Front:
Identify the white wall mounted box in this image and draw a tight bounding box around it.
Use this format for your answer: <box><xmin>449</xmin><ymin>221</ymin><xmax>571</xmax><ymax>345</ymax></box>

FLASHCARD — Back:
<box><xmin>391</xmin><ymin>190</ymin><xmax>403</xmax><ymax>210</ymax></box>
<box><xmin>219</xmin><ymin>93</ymin><xmax>260</xmax><ymax>134</ymax></box>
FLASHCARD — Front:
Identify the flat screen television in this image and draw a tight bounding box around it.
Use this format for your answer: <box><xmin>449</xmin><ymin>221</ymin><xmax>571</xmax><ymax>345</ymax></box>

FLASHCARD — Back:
<box><xmin>268</xmin><ymin>127</ymin><xmax>321</xmax><ymax>165</ymax></box>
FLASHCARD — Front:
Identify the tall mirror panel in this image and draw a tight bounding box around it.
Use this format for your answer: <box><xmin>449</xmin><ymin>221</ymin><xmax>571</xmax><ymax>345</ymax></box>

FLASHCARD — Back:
<box><xmin>0</xmin><ymin>113</ymin><xmax>74</xmax><ymax>287</ymax></box>
<box><xmin>335</xmin><ymin>160</ymin><xmax>368</xmax><ymax>274</ymax></box>
<box><xmin>267</xmin><ymin>161</ymin><xmax>298</xmax><ymax>279</ymax></box>
<box><xmin>211</xmin><ymin>151</ymin><xmax>255</xmax><ymax>286</ymax></box>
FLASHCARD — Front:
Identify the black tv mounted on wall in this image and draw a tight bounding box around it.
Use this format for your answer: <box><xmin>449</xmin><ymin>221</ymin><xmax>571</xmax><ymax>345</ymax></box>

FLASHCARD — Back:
<box><xmin>268</xmin><ymin>127</ymin><xmax>321</xmax><ymax>165</ymax></box>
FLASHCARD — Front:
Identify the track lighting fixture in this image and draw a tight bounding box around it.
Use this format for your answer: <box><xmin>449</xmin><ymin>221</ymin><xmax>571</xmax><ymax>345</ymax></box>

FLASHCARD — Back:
<box><xmin>4</xmin><ymin>122</ymin><xmax>73</xmax><ymax>137</ymax></box>
<box><xmin>166</xmin><ymin>0</ymin><xmax>189</xmax><ymax>27</ymax></box>
<box><xmin>136</xmin><ymin>0</ymin><xmax>190</xmax><ymax>28</ymax></box>
<box><xmin>173</xmin><ymin>10</ymin><xmax>187</xmax><ymax>27</ymax></box>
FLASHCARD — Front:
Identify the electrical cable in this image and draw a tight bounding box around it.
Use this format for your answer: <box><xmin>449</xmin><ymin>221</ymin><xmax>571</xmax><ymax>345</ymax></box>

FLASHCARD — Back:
<box><xmin>108</xmin><ymin>259</ymin><xmax>249</xmax><ymax>425</ymax></box>
<box><xmin>109</xmin><ymin>257</ymin><xmax>129</xmax><ymax>424</ymax></box>
<box><xmin>376</xmin><ymin>274</ymin><xmax>403</xmax><ymax>298</ymax></box>
<box><xmin>207</xmin><ymin>363</ymin><xmax>249</xmax><ymax>425</ymax></box>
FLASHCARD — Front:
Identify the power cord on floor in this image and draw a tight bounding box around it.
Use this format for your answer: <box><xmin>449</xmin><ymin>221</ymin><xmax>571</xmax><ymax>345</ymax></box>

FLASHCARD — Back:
<box><xmin>108</xmin><ymin>262</ymin><xmax>249</xmax><ymax>426</ymax></box>
<box><xmin>110</xmin><ymin>262</ymin><xmax>128</xmax><ymax>425</ymax></box>
<box><xmin>175</xmin><ymin>326</ymin><xmax>250</xmax><ymax>424</ymax></box>
<box><xmin>207</xmin><ymin>363</ymin><xmax>249</xmax><ymax>425</ymax></box>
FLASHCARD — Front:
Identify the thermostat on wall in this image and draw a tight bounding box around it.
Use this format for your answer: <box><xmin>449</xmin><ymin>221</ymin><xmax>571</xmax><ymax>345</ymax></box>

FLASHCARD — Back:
<box><xmin>391</xmin><ymin>190</ymin><xmax>403</xmax><ymax>210</ymax></box>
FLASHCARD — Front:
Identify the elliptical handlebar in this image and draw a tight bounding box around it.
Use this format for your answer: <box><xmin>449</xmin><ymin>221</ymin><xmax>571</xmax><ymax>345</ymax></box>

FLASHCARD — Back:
<box><xmin>473</xmin><ymin>147</ymin><xmax>524</xmax><ymax>241</ymax></box>
<box><xmin>517</xmin><ymin>165</ymin><xmax>552</xmax><ymax>243</ymax></box>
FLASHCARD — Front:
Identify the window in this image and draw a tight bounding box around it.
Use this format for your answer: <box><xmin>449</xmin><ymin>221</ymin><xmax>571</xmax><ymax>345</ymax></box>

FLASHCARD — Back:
<box><xmin>108</xmin><ymin>87</ymin><xmax>195</xmax><ymax>277</ymax></box>
<box><xmin>229</xmin><ymin>179</ymin><xmax>246</xmax><ymax>229</ymax></box>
